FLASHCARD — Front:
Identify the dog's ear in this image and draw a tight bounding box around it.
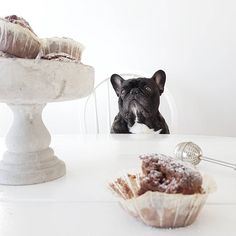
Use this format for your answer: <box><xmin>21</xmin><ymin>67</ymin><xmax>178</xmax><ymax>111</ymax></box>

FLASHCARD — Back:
<box><xmin>152</xmin><ymin>70</ymin><xmax>166</xmax><ymax>95</ymax></box>
<box><xmin>110</xmin><ymin>74</ymin><xmax>125</xmax><ymax>96</ymax></box>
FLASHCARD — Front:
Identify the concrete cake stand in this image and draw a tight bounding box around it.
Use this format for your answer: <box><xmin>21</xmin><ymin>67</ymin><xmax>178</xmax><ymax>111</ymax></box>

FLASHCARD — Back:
<box><xmin>0</xmin><ymin>58</ymin><xmax>94</xmax><ymax>185</ymax></box>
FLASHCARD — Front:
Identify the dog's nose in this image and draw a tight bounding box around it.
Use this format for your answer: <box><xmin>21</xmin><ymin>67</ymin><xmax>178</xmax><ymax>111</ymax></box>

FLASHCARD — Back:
<box><xmin>130</xmin><ymin>88</ymin><xmax>140</xmax><ymax>95</ymax></box>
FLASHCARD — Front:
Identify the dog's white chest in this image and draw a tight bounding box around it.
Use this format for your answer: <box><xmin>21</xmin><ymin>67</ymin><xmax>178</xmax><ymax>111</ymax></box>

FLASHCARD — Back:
<box><xmin>128</xmin><ymin>107</ymin><xmax>161</xmax><ymax>134</ymax></box>
<box><xmin>129</xmin><ymin>121</ymin><xmax>162</xmax><ymax>134</ymax></box>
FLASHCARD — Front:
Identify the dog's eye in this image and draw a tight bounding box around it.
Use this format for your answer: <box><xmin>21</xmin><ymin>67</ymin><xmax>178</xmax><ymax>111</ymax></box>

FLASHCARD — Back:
<box><xmin>121</xmin><ymin>89</ymin><xmax>126</xmax><ymax>95</ymax></box>
<box><xmin>145</xmin><ymin>86</ymin><xmax>152</xmax><ymax>92</ymax></box>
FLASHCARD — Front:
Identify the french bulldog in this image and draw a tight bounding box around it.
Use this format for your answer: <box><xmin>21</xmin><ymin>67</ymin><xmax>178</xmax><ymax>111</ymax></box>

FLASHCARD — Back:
<box><xmin>110</xmin><ymin>70</ymin><xmax>170</xmax><ymax>134</ymax></box>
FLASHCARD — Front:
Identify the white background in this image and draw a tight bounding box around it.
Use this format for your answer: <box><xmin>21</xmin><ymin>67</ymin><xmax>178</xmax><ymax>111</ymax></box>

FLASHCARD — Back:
<box><xmin>0</xmin><ymin>0</ymin><xmax>235</xmax><ymax>136</ymax></box>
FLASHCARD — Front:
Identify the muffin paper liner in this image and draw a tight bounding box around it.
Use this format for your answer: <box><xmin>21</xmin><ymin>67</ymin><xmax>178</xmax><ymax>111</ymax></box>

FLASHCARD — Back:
<box><xmin>109</xmin><ymin>172</ymin><xmax>216</xmax><ymax>228</ymax></box>
<box><xmin>0</xmin><ymin>18</ymin><xmax>41</xmax><ymax>58</ymax></box>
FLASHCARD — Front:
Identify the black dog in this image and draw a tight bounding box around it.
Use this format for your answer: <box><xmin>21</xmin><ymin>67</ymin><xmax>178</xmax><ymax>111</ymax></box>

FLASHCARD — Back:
<box><xmin>110</xmin><ymin>70</ymin><xmax>169</xmax><ymax>134</ymax></box>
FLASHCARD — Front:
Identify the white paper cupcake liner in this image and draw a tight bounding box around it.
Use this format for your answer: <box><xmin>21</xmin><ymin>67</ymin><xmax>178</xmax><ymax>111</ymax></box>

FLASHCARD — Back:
<box><xmin>40</xmin><ymin>37</ymin><xmax>84</xmax><ymax>61</ymax></box>
<box><xmin>109</xmin><ymin>172</ymin><xmax>216</xmax><ymax>228</ymax></box>
<box><xmin>0</xmin><ymin>18</ymin><xmax>41</xmax><ymax>58</ymax></box>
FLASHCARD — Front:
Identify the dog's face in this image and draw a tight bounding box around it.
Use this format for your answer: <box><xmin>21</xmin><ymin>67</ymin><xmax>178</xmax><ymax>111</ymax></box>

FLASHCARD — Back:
<box><xmin>111</xmin><ymin>70</ymin><xmax>166</xmax><ymax>124</ymax></box>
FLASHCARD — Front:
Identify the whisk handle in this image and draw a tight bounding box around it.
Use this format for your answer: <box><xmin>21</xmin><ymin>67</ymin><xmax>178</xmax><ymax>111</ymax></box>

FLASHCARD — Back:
<box><xmin>202</xmin><ymin>156</ymin><xmax>236</xmax><ymax>170</ymax></box>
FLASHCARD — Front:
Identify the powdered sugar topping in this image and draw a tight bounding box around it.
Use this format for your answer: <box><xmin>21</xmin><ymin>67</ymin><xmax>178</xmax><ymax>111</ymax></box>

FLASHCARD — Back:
<box><xmin>138</xmin><ymin>153</ymin><xmax>203</xmax><ymax>194</ymax></box>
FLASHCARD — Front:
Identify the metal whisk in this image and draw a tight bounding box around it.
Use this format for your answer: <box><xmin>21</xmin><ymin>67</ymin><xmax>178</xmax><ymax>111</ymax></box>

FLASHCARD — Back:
<box><xmin>174</xmin><ymin>142</ymin><xmax>236</xmax><ymax>170</ymax></box>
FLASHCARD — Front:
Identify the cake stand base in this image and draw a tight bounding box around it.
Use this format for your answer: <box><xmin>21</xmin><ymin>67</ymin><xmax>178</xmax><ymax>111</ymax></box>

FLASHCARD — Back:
<box><xmin>0</xmin><ymin>104</ymin><xmax>66</xmax><ymax>185</ymax></box>
<box><xmin>0</xmin><ymin>148</ymin><xmax>66</xmax><ymax>185</ymax></box>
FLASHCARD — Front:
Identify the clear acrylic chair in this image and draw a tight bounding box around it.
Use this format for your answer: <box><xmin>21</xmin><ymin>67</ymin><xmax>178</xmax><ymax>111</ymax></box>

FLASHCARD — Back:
<box><xmin>83</xmin><ymin>73</ymin><xmax>178</xmax><ymax>134</ymax></box>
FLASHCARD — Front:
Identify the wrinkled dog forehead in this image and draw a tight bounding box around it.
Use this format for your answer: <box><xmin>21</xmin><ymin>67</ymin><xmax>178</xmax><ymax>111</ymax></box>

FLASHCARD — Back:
<box><xmin>122</xmin><ymin>77</ymin><xmax>155</xmax><ymax>88</ymax></box>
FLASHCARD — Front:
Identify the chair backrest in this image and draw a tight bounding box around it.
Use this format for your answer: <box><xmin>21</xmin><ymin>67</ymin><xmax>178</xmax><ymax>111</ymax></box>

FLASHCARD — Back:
<box><xmin>83</xmin><ymin>73</ymin><xmax>178</xmax><ymax>134</ymax></box>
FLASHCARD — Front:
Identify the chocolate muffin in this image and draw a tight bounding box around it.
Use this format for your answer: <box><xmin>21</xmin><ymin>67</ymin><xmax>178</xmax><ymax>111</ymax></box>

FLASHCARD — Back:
<box><xmin>0</xmin><ymin>15</ymin><xmax>40</xmax><ymax>58</ymax></box>
<box><xmin>138</xmin><ymin>154</ymin><xmax>203</xmax><ymax>195</ymax></box>
<box><xmin>109</xmin><ymin>153</ymin><xmax>216</xmax><ymax>228</ymax></box>
<box><xmin>40</xmin><ymin>37</ymin><xmax>84</xmax><ymax>61</ymax></box>
<box><xmin>4</xmin><ymin>15</ymin><xmax>35</xmax><ymax>34</ymax></box>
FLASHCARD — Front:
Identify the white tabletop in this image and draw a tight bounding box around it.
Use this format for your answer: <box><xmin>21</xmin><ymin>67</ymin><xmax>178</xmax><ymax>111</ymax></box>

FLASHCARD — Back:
<box><xmin>0</xmin><ymin>134</ymin><xmax>236</xmax><ymax>236</ymax></box>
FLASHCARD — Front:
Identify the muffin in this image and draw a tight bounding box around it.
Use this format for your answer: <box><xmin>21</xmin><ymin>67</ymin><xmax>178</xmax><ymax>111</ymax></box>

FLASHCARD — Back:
<box><xmin>109</xmin><ymin>154</ymin><xmax>216</xmax><ymax>228</ymax></box>
<box><xmin>0</xmin><ymin>15</ymin><xmax>41</xmax><ymax>58</ymax></box>
<box><xmin>40</xmin><ymin>37</ymin><xmax>84</xmax><ymax>61</ymax></box>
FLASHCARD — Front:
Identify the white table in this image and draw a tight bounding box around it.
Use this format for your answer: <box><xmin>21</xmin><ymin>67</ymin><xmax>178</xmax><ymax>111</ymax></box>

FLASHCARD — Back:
<box><xmin>0</xmin><ymin>134</ymin><xmax>235</xmax><ymax>236</ymax></box>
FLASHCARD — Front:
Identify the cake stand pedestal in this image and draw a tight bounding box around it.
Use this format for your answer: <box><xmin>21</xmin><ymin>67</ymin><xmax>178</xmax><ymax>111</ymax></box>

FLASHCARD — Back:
<box><xmin>0</xmin><ymin>58</ymin><xmax>94</xmax><ymax>185</ymax></box>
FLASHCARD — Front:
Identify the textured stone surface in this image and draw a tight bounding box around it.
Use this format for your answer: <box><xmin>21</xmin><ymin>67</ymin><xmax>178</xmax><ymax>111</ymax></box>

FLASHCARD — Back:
<box><xmin>0</xmin><ymin>58</ymin><xmax>94</xmax><ymax>103</ymax></box>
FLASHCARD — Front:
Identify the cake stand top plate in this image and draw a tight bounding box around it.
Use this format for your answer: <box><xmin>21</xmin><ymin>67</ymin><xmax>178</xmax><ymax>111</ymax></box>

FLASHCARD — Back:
<box><xmin>0</xmin><ymin>58</ymin><xmax>94</xmax><ymax>104</ymax></box>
